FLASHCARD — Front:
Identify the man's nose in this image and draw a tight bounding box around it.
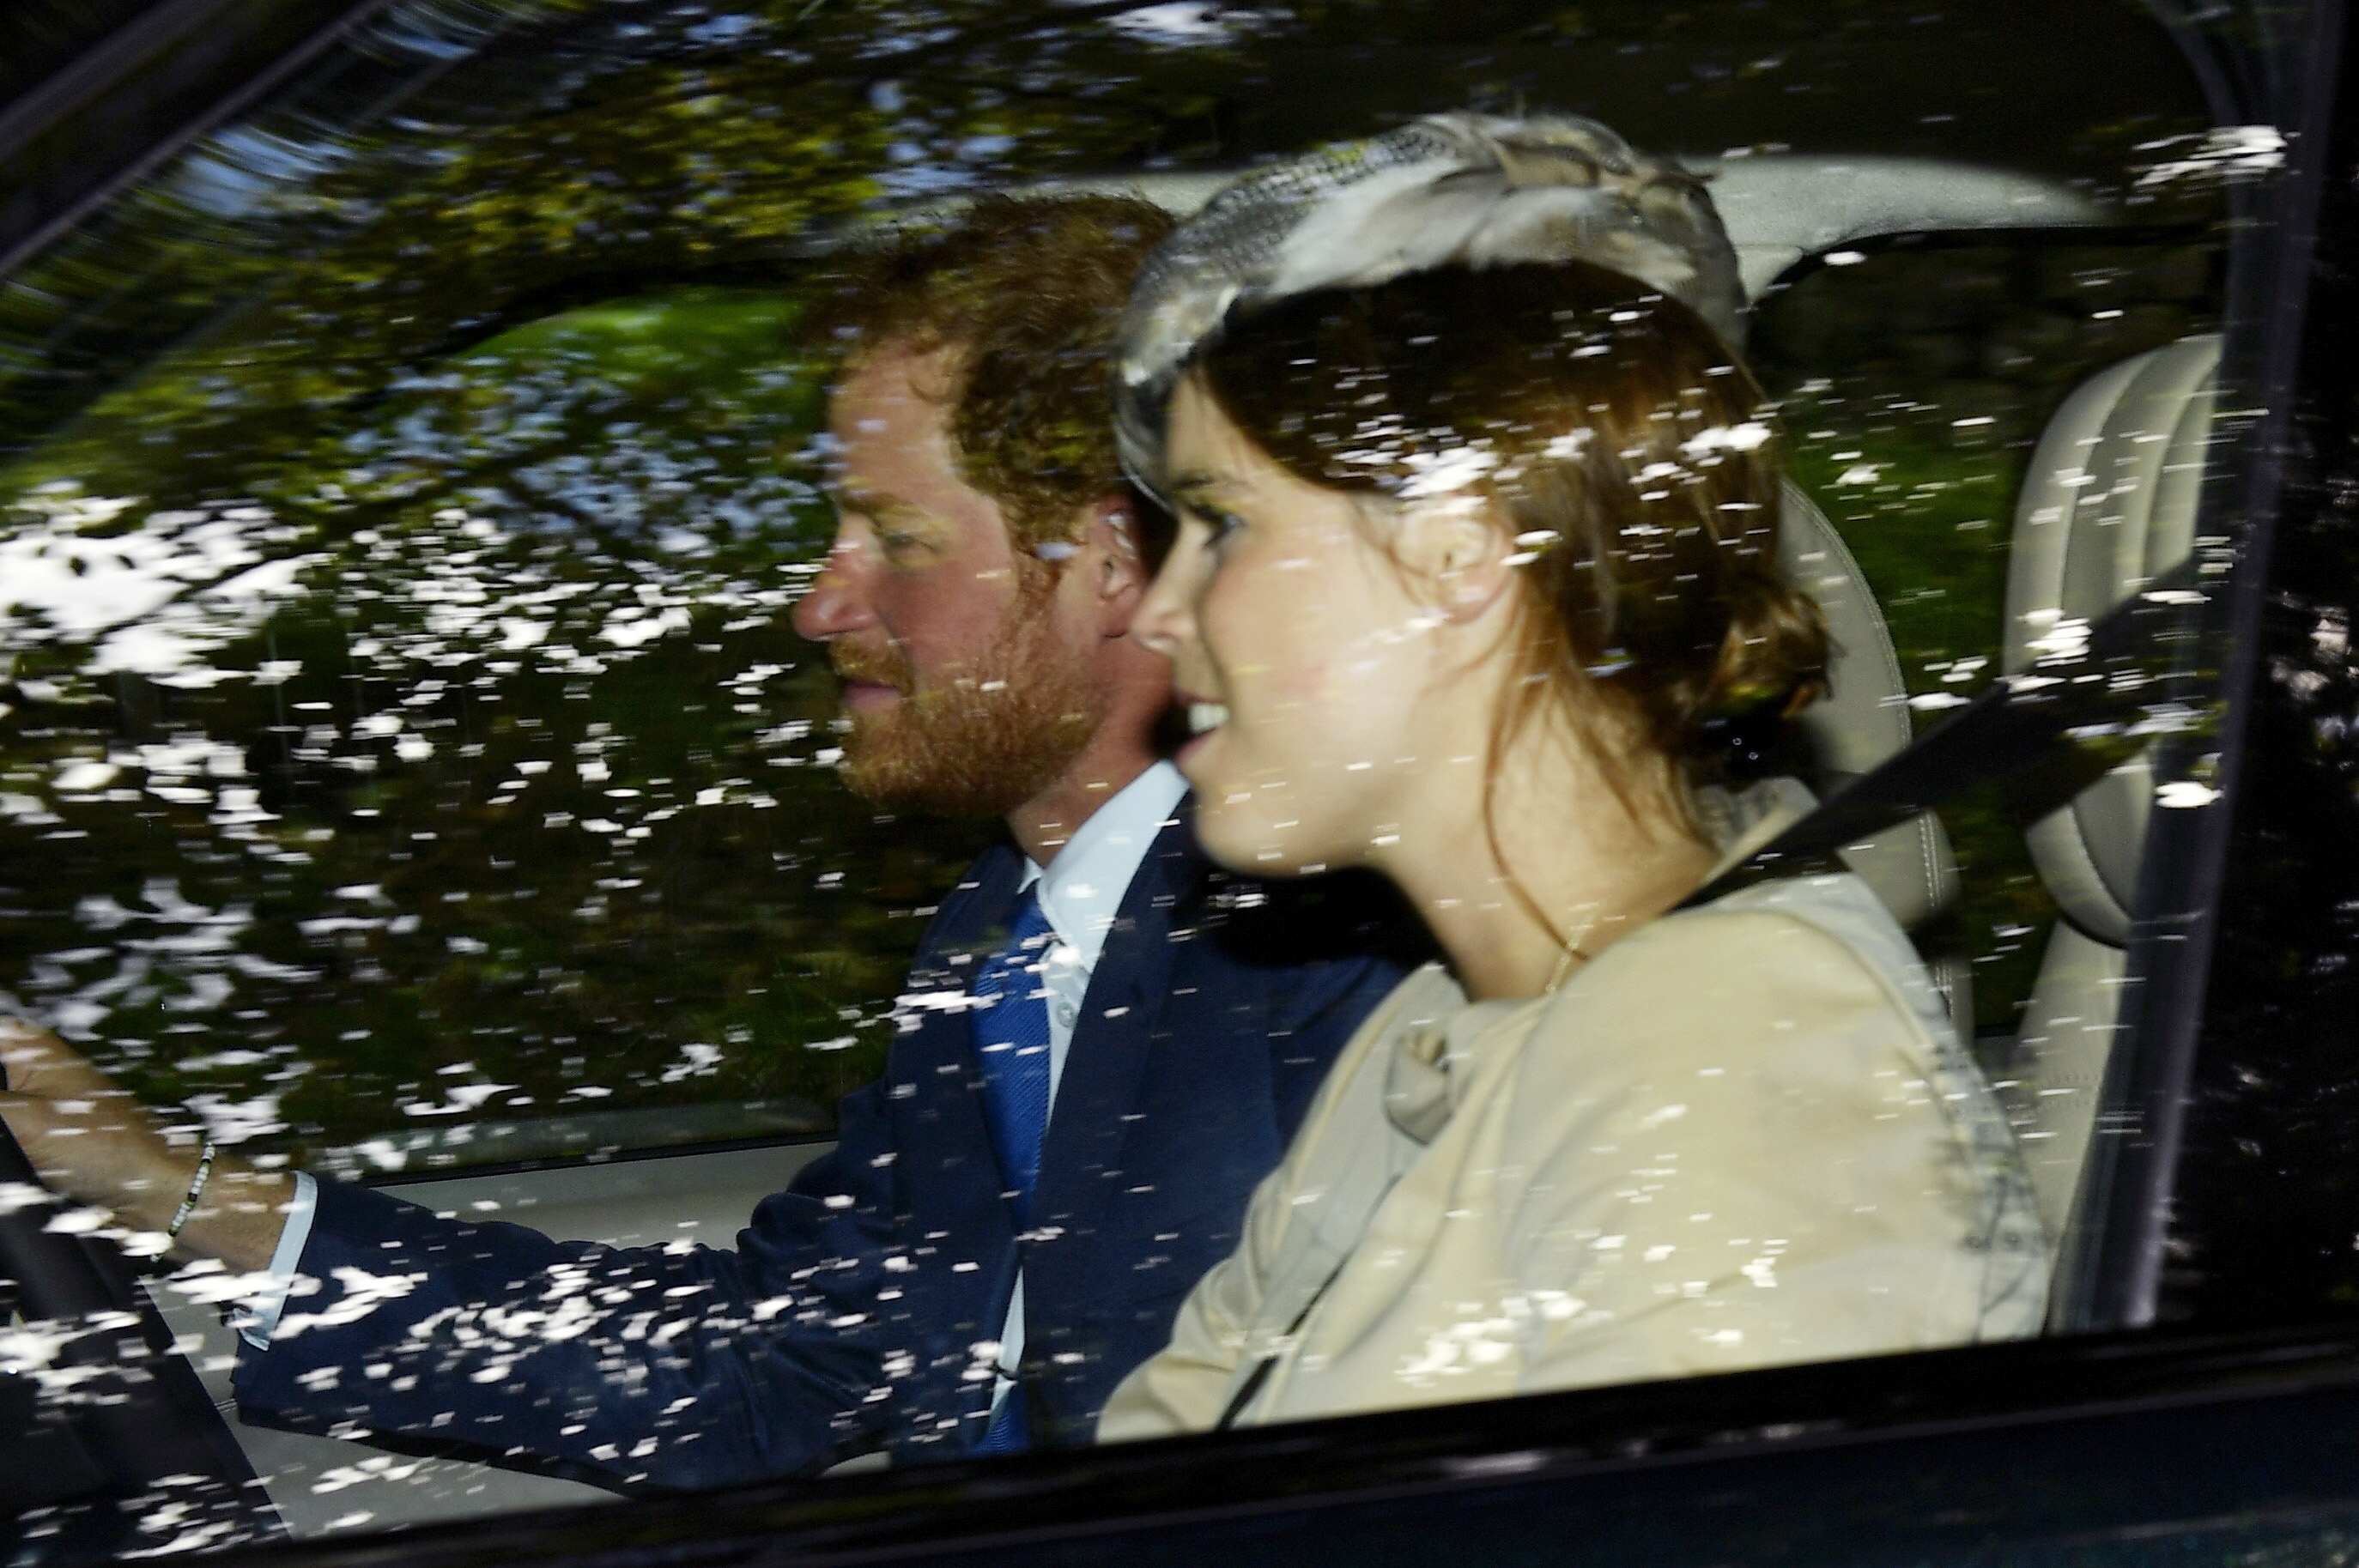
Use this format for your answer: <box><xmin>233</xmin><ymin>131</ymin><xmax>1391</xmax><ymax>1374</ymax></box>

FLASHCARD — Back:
<box><xmin>791</xmin><ymin>538</ymin><xmax>876</xmax><ymax>642</ymax></box>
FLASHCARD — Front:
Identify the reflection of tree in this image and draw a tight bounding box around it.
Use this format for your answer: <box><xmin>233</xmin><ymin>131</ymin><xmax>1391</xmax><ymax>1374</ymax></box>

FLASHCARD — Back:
<box><xmin>0</xmin><ymin>0</ymin><xmax>1268</xmax><ymax>1161</ymax></box>
<box><xmin>0</xmin><ymin>0</ymin><xmax>1258</xmax><ymax>488</ymax></box>
<box><xmin>0</xmin><ymin>0</ymin><xmax>2222</xmax><ymax>1161</ymax></box>
<box><xmin>0</xmin><ymin>0</ymin><xmax>2216</xmax><ymax>476</ymax></box>
<box><xmin>0</xmin><ymin>286</ymin><xmax>991</xmax><ymax>1161</ymax></box>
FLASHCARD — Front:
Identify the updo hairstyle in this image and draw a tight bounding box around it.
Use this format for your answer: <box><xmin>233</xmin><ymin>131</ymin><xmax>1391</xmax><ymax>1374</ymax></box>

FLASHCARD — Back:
<box><xmin>1191</xmin><ymin>260</ymin><xmax>1829</xmax><ymax>825</ymax></box>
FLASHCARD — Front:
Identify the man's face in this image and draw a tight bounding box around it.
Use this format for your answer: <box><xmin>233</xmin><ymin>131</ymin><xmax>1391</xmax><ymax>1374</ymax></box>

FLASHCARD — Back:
<box><xmin>791</xmin><ymin>340</ymin><xmax>1105</xmax><ymax>818</ymax></box>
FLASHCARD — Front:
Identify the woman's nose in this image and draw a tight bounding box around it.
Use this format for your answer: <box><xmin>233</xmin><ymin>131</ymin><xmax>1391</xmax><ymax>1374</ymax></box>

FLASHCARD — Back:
<box><xmin>1130</xmin><ymin>554</ymin><xmax>1195</xmax><ymax>661</ymax></box>
<box><xmin>791</xmin><ymin>537</ymin><xmax>876</xmax><ymax>642</ymax></box>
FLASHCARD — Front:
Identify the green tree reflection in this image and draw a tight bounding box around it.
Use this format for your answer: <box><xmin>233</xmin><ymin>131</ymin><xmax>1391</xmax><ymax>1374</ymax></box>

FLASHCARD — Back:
<box><xmin>0</xmin><ymin>0</ymin><xmax>2222</xmax><ymax>1165</ymax></box>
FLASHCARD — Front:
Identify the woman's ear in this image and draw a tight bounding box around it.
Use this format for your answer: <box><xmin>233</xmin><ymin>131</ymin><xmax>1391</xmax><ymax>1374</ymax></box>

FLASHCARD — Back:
<box><xmin>1396</xmin><ymin>498</ymin><xmax>1516</xmax><ymax>624</ymax></box>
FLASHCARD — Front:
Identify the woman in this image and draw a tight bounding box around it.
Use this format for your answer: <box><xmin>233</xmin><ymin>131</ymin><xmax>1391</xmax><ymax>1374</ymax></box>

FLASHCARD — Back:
<box><xmin>1097</xmin><ymin>114</ymin><xmax>2047</xmax><ymax>1440</ymax></box>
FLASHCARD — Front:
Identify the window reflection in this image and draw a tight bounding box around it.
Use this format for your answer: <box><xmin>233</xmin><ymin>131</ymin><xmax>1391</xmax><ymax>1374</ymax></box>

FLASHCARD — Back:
<box><xmin>0</xmin><ymin>0</ymin><xmax>2246</xmax><ymax>1556</ymax></box>
<box><xmin>0</xmin><ymin>288</ymin><xmax>968</xmax><ymax>1170</ymax></box>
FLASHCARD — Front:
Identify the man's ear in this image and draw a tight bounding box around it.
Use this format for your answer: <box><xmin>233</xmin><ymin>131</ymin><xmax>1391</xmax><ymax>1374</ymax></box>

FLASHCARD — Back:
<box><xmin>1395</xmin><ymin>498</ymin><xmax>1516</xmax><ymax>624</ymax></box>
<box><xmin>1081</xmin><ymin>492</ymin><xmax>1150</xmax><ymax>634</ymax></box>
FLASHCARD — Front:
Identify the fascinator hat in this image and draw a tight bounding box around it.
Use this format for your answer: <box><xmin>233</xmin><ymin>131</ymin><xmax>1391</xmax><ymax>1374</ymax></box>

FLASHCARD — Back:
<box><xmin>1112</xmin><ymin>112</ymin><xmax>1747</xmax><ymax>503</ymax></box>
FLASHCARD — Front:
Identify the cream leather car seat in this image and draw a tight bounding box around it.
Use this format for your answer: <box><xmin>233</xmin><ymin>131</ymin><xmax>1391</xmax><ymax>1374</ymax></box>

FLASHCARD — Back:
<box><xmin>1993</xmin><ymin>334</ymin><xmax>2220</xmax><ymax>1275</ymax></box>
<box><xmin>1779</xmin><ymin>481</ymin><xmax>1974</xmax><ymax>1040</ymax></box>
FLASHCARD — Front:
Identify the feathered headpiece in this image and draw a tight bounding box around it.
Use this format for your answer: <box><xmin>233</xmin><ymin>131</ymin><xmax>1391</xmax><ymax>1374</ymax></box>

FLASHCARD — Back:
<box><xmin>1113</xmin><ymin>112</ymin><xmax>1745</xmax><ymax>501</ymax></box>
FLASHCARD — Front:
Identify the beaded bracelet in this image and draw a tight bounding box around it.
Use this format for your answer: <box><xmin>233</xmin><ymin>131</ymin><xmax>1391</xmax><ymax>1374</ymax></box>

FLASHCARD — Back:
<box><xmin>167</xmin><ymin>1139</ymin><xmax>218</xmax><ymax>1238</ymax></box>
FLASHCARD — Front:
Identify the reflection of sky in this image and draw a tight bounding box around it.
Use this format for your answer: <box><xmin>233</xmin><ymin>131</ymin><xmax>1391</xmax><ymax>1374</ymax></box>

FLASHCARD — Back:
<box><xmin>875</xmin><ymin>161</ymin><xmax>986</xmax><ymax>200</ymax></box>
<box><xmin>0</xmin><ymin>489</ymin><xmax>318</xmax><ymax>681</ymax></box>
<box><xmin>123</xmin><ymin>0</ymin><xmax>521</xmax><ymax>229</ymax></box>
<box><xmin>1107</xmin><ymin>3</ymin><xmax>1252</xmax><ymax>43</ymax></box>
<box><xmin>173</xmin><ymin>126</ymin><xmax>349</xmax><ymax>219</ymax></box>
<box><xmin>0</xmin><ymin>482</ymin><xmax>849</xmax><ymax>1140</ymax></box>
<box><xmin>682</xmin><ymin>12</ymin><xmax>762</xmax><ymax>45</ymax></box>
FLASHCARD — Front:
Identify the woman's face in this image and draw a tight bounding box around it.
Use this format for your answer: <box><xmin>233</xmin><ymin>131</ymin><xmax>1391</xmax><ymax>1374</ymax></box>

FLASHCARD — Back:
<box><xmin>1133</xmin><ymin>377</ymin><xmax>1479</xmax><ymax>875</ymax></box>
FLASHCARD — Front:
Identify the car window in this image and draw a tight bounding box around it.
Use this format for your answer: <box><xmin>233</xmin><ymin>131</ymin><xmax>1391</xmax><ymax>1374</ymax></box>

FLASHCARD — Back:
<box><xmin>0</xmin><ymin>0</ymin><xmax>2225</xmax><ymax>1170</ymax></box>
<box><xmin>0</xmin><ymin>0</ymin><xmax>2295</xmax><ymax>1557</ymax></box>
<box><xmin>0</xmin><ymin>279</ymin><xmax>981</xmax><ymax>1171</ymax></box>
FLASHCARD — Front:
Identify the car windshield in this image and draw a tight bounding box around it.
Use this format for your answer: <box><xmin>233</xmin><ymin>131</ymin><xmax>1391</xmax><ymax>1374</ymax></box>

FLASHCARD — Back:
<box><xmin>0</xmin><ymin>0</ymin><xmax>2294</xmax><ymax>1557</ymax></box>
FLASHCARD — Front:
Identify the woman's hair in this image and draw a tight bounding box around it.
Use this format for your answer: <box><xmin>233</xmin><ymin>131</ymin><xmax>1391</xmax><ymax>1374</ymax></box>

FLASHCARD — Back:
<box><xmin>1193</xmin><ymin>260</ymin><xmax>1828</xmax><ymax>826</ymax></box>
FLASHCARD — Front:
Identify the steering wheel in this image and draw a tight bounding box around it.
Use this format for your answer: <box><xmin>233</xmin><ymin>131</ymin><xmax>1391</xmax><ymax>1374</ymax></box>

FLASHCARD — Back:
<box><xmin>0</xmin><ymin>1064</ymin><xmax>282</xmax><ymax>1555</ymax></box>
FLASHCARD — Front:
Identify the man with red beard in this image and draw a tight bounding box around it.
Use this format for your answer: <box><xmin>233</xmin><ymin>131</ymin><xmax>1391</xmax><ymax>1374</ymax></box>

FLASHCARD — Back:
<box><xmin>3</xmin><ymin>197</ymin><xmax>1414</xmax><ymax>1487</ymax></box>
<box><xmin>754</xmin><ymin>196</ymin><xmax>1416</xmax><ymax>1462</ymax></box>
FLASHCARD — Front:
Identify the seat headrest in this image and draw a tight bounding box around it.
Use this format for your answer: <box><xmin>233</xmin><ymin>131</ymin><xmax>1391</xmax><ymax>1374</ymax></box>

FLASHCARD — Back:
<box><xmin>1780</xmin><ymin>480</ymin><xmax>1958</xmax><ymax>931</ymax></box>
<box><xmin>2005</xmin><ymin>334</ymin><xmax>2220</xmax><ymax>947</ymax></box>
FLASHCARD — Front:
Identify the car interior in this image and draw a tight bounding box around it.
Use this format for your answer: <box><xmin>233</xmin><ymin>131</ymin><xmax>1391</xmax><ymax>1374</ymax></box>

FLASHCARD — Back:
<box><xmin>0</xmin><ymin>0</ymin><xmax>2253</xmax><ymax>1554</ymax></box>
<box><xmin>76</xmin><ymin>167</ymin><xmax>2222</xmax><ymax>1539</ymax></box>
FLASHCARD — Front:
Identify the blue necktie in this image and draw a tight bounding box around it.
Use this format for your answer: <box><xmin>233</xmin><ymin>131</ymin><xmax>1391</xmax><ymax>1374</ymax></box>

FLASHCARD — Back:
<box><xmin>970</xmin><ymin>884</ymin><xmax>1053</xmax><ymax>1455</ymax></box>
<box><xmin>973</xmin><ymin>883</ymin><xmax>1055</xmax><ymax>1214</ymax></box>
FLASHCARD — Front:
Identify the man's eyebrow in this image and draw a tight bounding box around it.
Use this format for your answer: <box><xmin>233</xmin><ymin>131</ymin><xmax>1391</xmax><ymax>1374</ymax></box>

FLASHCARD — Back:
<box><xmin>835</xmin><ymin>485</ymin><xmax>921</xmax><ymax>518</ymax></box>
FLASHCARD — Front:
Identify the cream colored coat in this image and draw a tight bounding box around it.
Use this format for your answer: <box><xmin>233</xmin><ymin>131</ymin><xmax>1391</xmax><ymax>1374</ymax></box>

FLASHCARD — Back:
<box><xmin>1097</xmin><ymin>803</ymin><xmax>2048</xmax><ymax>1440</ymax></box>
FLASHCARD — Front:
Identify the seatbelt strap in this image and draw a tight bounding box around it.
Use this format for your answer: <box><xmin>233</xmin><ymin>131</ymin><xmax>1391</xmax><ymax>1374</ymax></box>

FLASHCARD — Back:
<box><xmin>1214</xmin><ymin>1250</ymin><xmax>1352</xmax><ymax>1433</ymax></box>
<box><xmin>1683</xmin><ymin>556</ymin><xmax>2212</xmax><ymax>911</ymax></box>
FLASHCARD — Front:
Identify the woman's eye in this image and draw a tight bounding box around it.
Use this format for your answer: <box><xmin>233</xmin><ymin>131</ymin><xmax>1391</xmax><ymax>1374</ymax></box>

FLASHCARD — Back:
<box><xmin>1200</xmin><ymin>509</ymin><xmax>1244</xmax><ymax>545</ymax></box>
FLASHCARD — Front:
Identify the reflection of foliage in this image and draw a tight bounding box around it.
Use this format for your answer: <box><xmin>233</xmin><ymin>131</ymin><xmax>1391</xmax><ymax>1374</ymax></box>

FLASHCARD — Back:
<box><xmin>0</xmin><ymin>0</ymin><xmax>2220</xmax><ymax>1160</ymax></box>
<box><xmin>0</xmin><ymin>0</ymin><xmax>1285</xmax><ymax>1164</ymax></box>
<box><xmin>0</xmin><ymin>0</ymin><xmax>1241</xmax><ymax>483</ymax></box>
<box><xmin>0</xmin><ymin>289</ymin><xmax>984</xmax><ymax>1163</ymax></box>
<box><xmin>0</xmin><ymin>0</ymin><xmax>2216</xmax><ymax>469</ymax></box>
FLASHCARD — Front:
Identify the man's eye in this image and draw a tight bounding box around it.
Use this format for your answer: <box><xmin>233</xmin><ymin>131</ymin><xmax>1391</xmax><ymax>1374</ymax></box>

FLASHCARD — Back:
<box><xmin>1198</xmin><ymin>509</ymin><xmax>1244</xmax><ymax>545</ymax></box>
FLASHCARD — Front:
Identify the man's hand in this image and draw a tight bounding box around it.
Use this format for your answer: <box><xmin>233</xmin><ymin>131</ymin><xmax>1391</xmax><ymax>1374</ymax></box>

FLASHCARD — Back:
<box><xmin>0</xmin><ymin>1019</ymin><xmax>288</xmax><ymax>1273</ymax></box>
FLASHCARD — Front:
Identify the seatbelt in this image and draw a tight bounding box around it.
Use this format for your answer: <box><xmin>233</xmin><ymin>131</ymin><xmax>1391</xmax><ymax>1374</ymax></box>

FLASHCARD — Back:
<box><xmin>1683</xmin><ymin>556</ymin><xmax>2213</xmax><ymax>911</ymax></box>
<box><xmin>1213</xmin><ymin>1251</ymin><xmax>1352</xmax><ymax>1432</ymax></box>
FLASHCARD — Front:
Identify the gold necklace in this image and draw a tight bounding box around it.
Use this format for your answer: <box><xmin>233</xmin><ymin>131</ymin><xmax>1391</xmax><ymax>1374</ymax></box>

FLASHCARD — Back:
<box><xmin>1541</xmin><ymin>933</ymin><xmax>1594</xmax><ymax>995</ymax></box>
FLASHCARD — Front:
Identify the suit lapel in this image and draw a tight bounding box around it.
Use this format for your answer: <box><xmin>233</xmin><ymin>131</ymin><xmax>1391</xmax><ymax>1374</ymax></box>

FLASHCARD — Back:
<box><xmin>903</xmin><ymin>840</ymin><xmax>1026</xmax><ymax>995</ymax></box>
<box><xmin>1029</xmin><ymin>814</ymin><xmax>1200</xmax><ymax>1245</ymax></box>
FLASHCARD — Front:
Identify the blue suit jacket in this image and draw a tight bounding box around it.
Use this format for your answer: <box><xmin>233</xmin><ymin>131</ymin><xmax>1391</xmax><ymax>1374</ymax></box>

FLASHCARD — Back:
<box><xmin>233</xmin><ymin>813</ymin><xmax>1417</xmax><ymax>1488</ymax></box>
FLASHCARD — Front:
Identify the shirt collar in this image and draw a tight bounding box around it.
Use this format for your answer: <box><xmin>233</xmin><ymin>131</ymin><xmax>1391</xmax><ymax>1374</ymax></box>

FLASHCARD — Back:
<box><xmin>1018</xmin><ymin>760</ymin><xmax>1188</xmax><ymax>974</ymax></box>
